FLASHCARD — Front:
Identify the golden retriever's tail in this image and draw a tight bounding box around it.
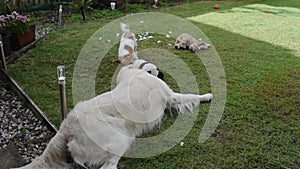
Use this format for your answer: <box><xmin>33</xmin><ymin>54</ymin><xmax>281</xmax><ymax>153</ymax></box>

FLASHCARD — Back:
<box><xmin>167</xmin><ymin>93</ymin><xmax>213</xmax><ymax>114</ymax></box>
<box><xmin>12</xmin><ymin>130</ymin><xmax>69</xmax><ymax>169</ymax></box>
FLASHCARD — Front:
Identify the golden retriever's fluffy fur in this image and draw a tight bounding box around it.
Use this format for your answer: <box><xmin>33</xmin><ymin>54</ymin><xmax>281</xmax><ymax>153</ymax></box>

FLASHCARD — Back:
<box><xmin>14</xmin><ymin>65</ymin><xmax>212</xmax><ymax>169</ymax></box>
<box><xmin>132</xmin><ymin>59</ymin><xmax>164</xmax><ymax>80</ymax></box>
<box><xmin>174</xmin><ymin>33</ymin><xmax>211</xmax><ymax>52</ymax></box>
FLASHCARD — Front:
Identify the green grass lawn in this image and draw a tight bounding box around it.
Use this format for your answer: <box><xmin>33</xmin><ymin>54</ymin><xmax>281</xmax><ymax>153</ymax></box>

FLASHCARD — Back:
<box><xmin>7</xmin><ymin>0</ymin><xmax>300</xmax><ymax>168</ymax></box>
<box><xmin>188</xmin><ymin>4</ymin><xmax>300</xmax><ymax>53</ymax></box>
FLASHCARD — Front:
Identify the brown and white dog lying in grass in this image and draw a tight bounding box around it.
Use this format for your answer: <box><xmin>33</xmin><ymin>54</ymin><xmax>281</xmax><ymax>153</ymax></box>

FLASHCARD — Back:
<box><xmin>174</xmin><ymin>33</ymin><xmax>211</xmax><ymax>52</ymax></box>
<box><xmin>13</xmin><ymin>65</ymin><xmax>212</xmax><ymax>169</ymax></box>
<box><xmin>117</xmin><ymin>23</ymin><xmax>138</xmax><ymax>65</ymax></box>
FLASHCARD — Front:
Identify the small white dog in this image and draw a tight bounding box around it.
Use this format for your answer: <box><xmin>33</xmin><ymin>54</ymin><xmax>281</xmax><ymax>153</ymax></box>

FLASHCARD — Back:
<box><xmin>132</xmin><ymin>59</ymin><xmax>164</xmax><ymax>80</ymax></box>
<box><xmin>14</xmin><ymin>65</ymin><xmax>212</xmax><ymax>169</ymax></box>
<box><xmin>174</xmin><ymin>33</ymin><xmax>211</xmax><ymax>52</ymax></box>
<box><xmin>117</xmin><ymin>23</ymin><xmax>138</xmax><ymax>65</ymax></box>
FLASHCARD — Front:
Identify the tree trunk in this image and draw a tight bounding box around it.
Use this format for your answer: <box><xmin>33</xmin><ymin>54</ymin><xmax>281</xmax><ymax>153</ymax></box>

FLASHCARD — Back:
<box><xmin>80</xmin><ymin>6</ymin><xmax>86</xmax><ymax>22</ymax></box>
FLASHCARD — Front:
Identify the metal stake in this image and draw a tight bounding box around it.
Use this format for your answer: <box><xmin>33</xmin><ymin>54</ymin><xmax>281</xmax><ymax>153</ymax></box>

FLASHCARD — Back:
<box><xmin>58</xmin><ymin>5</ymin><xmax>63</xmax><ymax>28</ymax></box>
<box><xmin>153</xmin><ymin>0</ymin><xmax>158</xmax><ymax>8</ymax></box>
<box><xmin>110</xmin><ymin>2</ymin><xmax>116</xmax><ymax>17</ymax></box>
<box><xmin>57</xmin><ymin>65</ymin><xmax>67</xmax><ymax>120</ymax></box>
<box><xmin>0</xmin><ymin>40</ymin><xmax>7</xmax><ymax>71</ymax></box>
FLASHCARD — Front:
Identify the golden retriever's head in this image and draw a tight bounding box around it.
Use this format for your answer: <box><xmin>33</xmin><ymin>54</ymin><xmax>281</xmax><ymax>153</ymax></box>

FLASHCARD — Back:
<box><xmin>174</xmin><ymin>39</ymin><xmax>187</xmax><ymax>49</ymax></box>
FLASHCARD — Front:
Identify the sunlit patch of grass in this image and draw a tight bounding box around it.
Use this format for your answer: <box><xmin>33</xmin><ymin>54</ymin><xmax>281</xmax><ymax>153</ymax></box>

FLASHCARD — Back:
<box><xmin>188</xmin><ymin>4</ymin><xmax>300</xmax><ymax>53</ymax></box>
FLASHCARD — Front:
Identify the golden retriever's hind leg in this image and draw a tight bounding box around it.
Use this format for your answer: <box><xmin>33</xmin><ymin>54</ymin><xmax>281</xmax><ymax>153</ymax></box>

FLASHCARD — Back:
<box><xmin>99</xmin><ymin>154</ymin><xmax>120</xmax><ymax>169</ymax></box>
<box><xmin>198</xmin><ymin>93</ymin><xmax>213</xmax><ymax>102</ymax></box>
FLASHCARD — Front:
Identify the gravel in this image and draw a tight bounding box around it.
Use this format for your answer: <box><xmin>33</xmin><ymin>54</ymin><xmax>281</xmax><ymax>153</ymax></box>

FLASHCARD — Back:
<box><xmin>35</xmin><ymin>23</ymin><xmax>53</xmax><ymax>40</ymax></box>
<box><xmin>0</xmin><ymin>86</ymin><xmax>55</xmax><ymax>164</ymax></box>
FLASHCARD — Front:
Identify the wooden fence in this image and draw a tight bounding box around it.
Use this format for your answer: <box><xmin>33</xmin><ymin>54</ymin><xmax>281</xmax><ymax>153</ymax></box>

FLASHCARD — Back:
<box><xmin>5</xmin><ymin>0</ymin><xmax>65</xmax><ymax>9</ymax></box>
<box><xmin>3</xmin><ymin>0</ymin><xmax>69</xmax><ymax>12</ymax></box>
<box><xmin>8</xmin><ymin>0</ymin><xmax>58</xmax><ymax>6</ymax></box>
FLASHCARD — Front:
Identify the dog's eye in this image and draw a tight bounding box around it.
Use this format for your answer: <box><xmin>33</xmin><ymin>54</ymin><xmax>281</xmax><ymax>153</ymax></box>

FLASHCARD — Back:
<box><xmin>147</xmin><ymin>71</ymin><xmax>152</xmax><ymax>74</ymax></box>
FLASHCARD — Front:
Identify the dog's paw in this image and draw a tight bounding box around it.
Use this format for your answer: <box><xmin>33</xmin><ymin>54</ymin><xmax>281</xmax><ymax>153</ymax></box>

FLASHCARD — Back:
<box><xmin>202</xmin><ymin>93</ymin><xmax>213</xmax><ymax>102</ymax></box>
<box><xmin>198</xmin><ymin>42</ymin><xmax>211</xmax><ymax>50</ymax></box>
<box><xmin>189</xmin><ymin>44</ymin><xmax>200</xmax><ymax>52</ymax></box>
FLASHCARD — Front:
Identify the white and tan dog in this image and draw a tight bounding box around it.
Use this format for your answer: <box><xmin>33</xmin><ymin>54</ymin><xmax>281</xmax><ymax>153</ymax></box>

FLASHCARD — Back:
<box><xmin>132</xmin><ymin>59</ymin><xmax>164</xmax><ymax>80</ymax></box>
<box><xmin>14</xmin><ymin>65</ymin><xmax>212</xmax><ymax>169</ymax></box>
<box><xmin>117</xmin><ymin>23</ymin><xmax>138</xmax><ymax>65</ymax></box>
<box><xmin>174</xmin><ymin>33</ymin><xmax>211</xmax><ymax>52</ymax></box>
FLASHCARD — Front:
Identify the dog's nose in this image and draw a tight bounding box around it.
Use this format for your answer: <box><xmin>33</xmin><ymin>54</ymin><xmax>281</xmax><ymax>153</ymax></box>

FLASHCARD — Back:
<box><xmin>175</xmin><ymin>45</ymin><xmax>179</xmax><ymax>49</ymax></box>
<box><xmin>158</xmin><ymin>71</ymin><xmax>164</xmax><ymax>80</ymax></box>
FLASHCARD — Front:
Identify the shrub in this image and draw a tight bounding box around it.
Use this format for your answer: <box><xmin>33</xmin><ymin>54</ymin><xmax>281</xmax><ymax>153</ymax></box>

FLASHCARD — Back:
<box><xmin>0</xmin><ymin>11</ymin><xmax>32</xmax><ymax>34</ymax></box>
<box><xmin>91</xmin><ymin>9</ymin><xmax>122</xmax><ymax>19</ymax></box>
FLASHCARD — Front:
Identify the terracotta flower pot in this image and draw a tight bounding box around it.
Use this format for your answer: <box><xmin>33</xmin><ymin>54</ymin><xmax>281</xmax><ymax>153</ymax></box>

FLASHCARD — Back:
<box><xmin>10</xmin><ymin>25</ymin><xmax>36</xmax><ymax>51</ymax></box>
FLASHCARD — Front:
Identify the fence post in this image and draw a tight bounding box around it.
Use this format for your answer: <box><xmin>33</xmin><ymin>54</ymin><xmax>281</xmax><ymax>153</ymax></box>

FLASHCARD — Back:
<box><xmin>58</xmin><ymin>5</ymin><xmax>63</xmax><ymax>28</ymax></box>
<box><xmin>57</xmin><ymin>65</ymin><xmax>67</xmax><ymax>120</ymax></box>
<box><xmin>0</xmin><ymin>40</ymin><xmax>7</xmax><ymax>71</ymax></box>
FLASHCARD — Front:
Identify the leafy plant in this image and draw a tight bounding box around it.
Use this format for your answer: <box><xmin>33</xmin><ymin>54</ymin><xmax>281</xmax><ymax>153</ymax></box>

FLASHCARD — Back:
<box><xmin>91</xmin><ymin>9</ymin><xmax>122</xmax><ymax>19</ymax></box>
<box><xmin>125</xmin><ymin>4</ymin><xmax>145</xmax><ymax>13</ymax></box>
<box><xmin>69</xmin><ymin>0</ymin><xmax>93</xmax><ymax>22</ymax></box>
<box><xmin>0</xmin><ymin>11</ymin><xmax>32</xmax><ymax>34</ymax></box>
<box><xmin>66</xmin><ymin>13</ymin><xmax>84</xmax><ymax>24</ymax></box>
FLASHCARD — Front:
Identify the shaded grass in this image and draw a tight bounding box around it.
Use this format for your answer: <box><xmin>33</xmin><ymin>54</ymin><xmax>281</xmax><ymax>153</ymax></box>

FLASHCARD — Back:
<box><xmin>8</xmin><ymin>21</ymin><xmax>110</xmax><ymax>125</ymax></box>
<box><xmin>117</xmin><ymin>20</ymin><xmax>300</xmax><ymax>168</ymax></box>
<box><xmin>7</xmin><ymin>0</ymin><xmax>300</xmax><ymax>168</ymax></box>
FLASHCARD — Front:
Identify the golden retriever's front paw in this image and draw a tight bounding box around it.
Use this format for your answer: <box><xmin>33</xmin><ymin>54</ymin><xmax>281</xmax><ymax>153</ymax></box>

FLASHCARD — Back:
<box><xmin>189</xmin><ymin>44</ymin><xmax>200</xmax><ymax>52</ymax></box>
